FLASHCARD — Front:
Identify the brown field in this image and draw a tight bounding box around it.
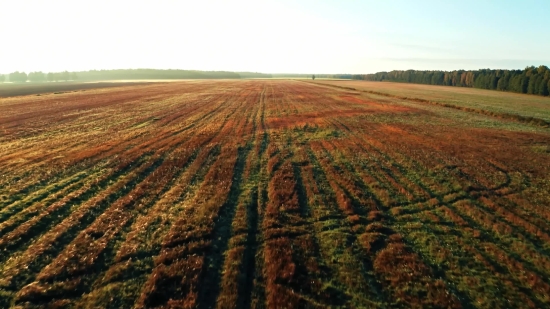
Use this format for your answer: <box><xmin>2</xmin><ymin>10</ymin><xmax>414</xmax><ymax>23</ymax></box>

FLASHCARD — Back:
<box><xmin>0</xmin><ymin>82</ymin><xmax>158</xmax><ymax>98</ymax></box>
<box><xmin>1</xmin><ymin>80</ymin><xmax>550</xmax><ymax>308</ymax></box>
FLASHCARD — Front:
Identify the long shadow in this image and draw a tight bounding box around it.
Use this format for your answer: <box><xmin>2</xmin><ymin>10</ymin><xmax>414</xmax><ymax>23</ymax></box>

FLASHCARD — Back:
<box><xmin>11</xmin><ymin>154</ymin><xmax>166</xmax><ymax>306</ymax></box>
<box><xmin>236</xmin><ymin>189</ymin><xmax>259</xmax><ymax>309</ymax></box>
<box><xmin>291</xmin><ymin>161</ymin><xmax>350</xmax><ymax>306</ymax></box>
<box><xmin>0</xmin><ymin>172</ymin><xmax>88</xmax><ymax>237</ymax></box>
<box><xmin>395</xmin><ymin>224</ymin><xmax>483</xmax><ymax>309</ymax></box>
<box><xmin>73</xmin><ymin>149</ymin><xmax>207</xmax><ymax>307</ymax></box>
<box><xmin>329</xmin><ymin>118</ymin><xmax>450</xmax><ymax>204</ymax></box>
<box><xmin>292</xmin><ymin>163</ymin><xmax>311</xmax><ymax>218</ymax></box>
<box><xmin>399</xmin><ymin>194</ymin><xmax>549</xmax><ymax>309</ymax></box>
<box><xmin>197</xmin><ymin>143</ymin><xmax>251</xmax><ymax>309</ymax></box>
<box><xmin>305</xmin><ymin>147</ymin><xmax>386</xmax><ymax>304</ymax></box>
<box><xmin>0</xmin><ymin>173</ymin><xmax>67</xmax><ymax>210</ymax></box>
<box><xmin>0</xmin><ymin>172</ymin><xmax>87</xmax><ymax>225</ymax></box>
<box><xmin>0</xmin><ymin>154</ymin><xmax>154</xmax><ymax>266</ymax></box>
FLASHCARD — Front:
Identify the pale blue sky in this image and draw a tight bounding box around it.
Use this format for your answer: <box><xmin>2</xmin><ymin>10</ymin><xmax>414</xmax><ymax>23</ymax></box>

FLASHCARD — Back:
<box><xmin>1</xmin><ymin>0</ymin><xmax>549</xmax><ymax>74</ymax></box>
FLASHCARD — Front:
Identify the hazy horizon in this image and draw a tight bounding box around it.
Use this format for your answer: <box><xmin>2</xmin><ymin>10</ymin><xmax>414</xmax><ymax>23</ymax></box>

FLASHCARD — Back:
<box><xmin>1</xmin><ymin>0</ymin><xmax>549</xmax><ymax>75</ymax></box>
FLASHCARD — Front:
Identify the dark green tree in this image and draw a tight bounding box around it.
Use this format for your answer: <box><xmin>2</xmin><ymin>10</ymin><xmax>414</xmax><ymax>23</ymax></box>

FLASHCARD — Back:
<box><xmin>520</xmin><ymin>76</ymin><xmax>529</xmax><ymax>93</ymax></box>
<box><xmin>537</xmin><ymin>65</ymin><xmax>549</xmax><ymax>75</ymax></box>
<box><xmin>312</xmin><ymin>74</ymin><xmax>315</xmax><ymax>80</ymax></box>
<box><xmin>527</xmin><ymin>75</ymin><xmax>538</xmax><ymax>94</ymax></box>
<box><xmin>539</xmin><ymin>78</ymin><xmax>549</xmax><ymax>96</ymax></box>
<box><xmin>47</xmin><ymin>72</ymin><xmax>54</xmax><ymax>82</ymax></box>
<box><xmin>509</xmin><ymin>75</ymin><xmax>522</xmax><ymax>92</ymax></box>
<box><xmin>490</xmin><ymin>75</ymin><xmax>499</xmax><ymax>89</ymax></box>
<box><xmin>497</xmin><ymin>73</ymin><xmax>510</xmax><ymax>91</ymax></box>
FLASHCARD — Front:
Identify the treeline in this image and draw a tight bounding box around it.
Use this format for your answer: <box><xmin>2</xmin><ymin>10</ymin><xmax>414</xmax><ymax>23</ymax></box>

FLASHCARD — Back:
<box><xmin>0</xmin><ymin>71</ymin><xmax>77</xmax><ymax>83</ymax></box>
<box><xmin>0</xmin><ymin>69</ymin><xmax>273</xmax><ymax>83</ymax></box>
<box><xmin>0</xmin><ymin>69</ymin><xmax>359</xmax><ymax>83</ymax></box>
<box><xmin>361</xmin><ymin>65</ymin><xmax>550</xmax><ymax>96</ymax></box>
<box><xmin>74</xmin><ymin>69</ymin><xmax>247</xmax><ymax>81</ymax></box>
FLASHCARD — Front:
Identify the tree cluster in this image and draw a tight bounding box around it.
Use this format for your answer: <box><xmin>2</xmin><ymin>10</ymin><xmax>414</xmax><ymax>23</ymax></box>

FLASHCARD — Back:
<box><xmin>28</xmin><ymin>72</ymin><xmax>46</xmax><ymax>82</ymax></box>
<box><xmin>361</xmin><ymin>65</ymin><xmax>550</xmax><ymax>96</ymax></box>
<box><xmin>9</xmin><ymin>71</ymin><xmax>28</xmax><ymax>83</ymax></box>
<box><xmin>2</xmin><ymin>71</ymin><xmax>77</xmax><ymax>83</ymax></box>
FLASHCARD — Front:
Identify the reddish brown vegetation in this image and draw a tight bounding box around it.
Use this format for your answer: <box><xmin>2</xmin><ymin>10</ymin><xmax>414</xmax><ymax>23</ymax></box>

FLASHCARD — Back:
<box><xmin>0</xmin><ymin>80</ymin><xmax>549</xmax><ymax>308</ymax></box>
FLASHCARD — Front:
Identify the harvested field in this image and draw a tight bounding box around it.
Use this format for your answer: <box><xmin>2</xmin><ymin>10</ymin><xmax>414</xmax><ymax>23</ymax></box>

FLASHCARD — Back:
<box><xmin>1</xmin><ymin>80</ymin><xmax>550</xmax><ymax>308</ymax></box>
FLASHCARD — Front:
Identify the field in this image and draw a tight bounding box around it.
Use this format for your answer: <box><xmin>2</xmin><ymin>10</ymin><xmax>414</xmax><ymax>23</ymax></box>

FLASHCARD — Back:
<box><xmin>312</xmin><ymin>80</ymin><xmax>550</xmax><ymax>126</ymax></box>
<box><xmin>1</xmin><ymin>80</ymin><xmax>550</xmax><ymax>308</ymax></box>
<box><xmin>0</xmin><ymin>82</ymin><xmax>157</xmax><ymax>98</ymax></box>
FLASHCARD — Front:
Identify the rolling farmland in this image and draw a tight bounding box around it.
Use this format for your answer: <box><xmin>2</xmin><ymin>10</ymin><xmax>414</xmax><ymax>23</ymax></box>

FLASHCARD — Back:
<box><xmin>1</xmin><ymin>80</ymin><xmax>550</xmax><ymax>308</ymax></box>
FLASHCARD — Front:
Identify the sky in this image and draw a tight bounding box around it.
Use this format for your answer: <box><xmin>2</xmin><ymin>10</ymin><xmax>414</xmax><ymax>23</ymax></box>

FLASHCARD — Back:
<box><xmin>1</xmin><ymin>0</ymin><xmax>549</xmax><ymax>74</ymax></box>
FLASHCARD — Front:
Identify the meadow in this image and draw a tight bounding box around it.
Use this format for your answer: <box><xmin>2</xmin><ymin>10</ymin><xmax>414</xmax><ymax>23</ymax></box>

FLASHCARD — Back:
<box><xmin>0</xmin><ymin>80</ymin><xmax>549</xmax><ymax>308</ymax></box>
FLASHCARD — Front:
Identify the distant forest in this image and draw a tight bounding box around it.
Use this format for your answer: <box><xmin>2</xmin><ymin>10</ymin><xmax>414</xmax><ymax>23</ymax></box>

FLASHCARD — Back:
<box><xmin>0</xmin><ymin>69</ymin><xmax>272</xmax><ymax>83</ymax></box>
<box><xmin>360</xmin><ymin>65</ymin><xmax>550</xmax><ymax>97</ymax></box>
<box><xmin>0</xmin><ymin>70</ymin><xmax>354</xmax><ymax>83</ymax></box>
<box><xmin>73</xmin><ymin>69</ymin><xmax>272</xmax><ymax>80</ymax></box>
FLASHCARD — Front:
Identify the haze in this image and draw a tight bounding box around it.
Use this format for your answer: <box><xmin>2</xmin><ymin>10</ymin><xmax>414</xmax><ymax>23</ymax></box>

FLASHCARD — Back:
<box><xmin>1</xmin><ymin>0</ymin><xmax>549</xmax><ymax>74</ymax></box>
